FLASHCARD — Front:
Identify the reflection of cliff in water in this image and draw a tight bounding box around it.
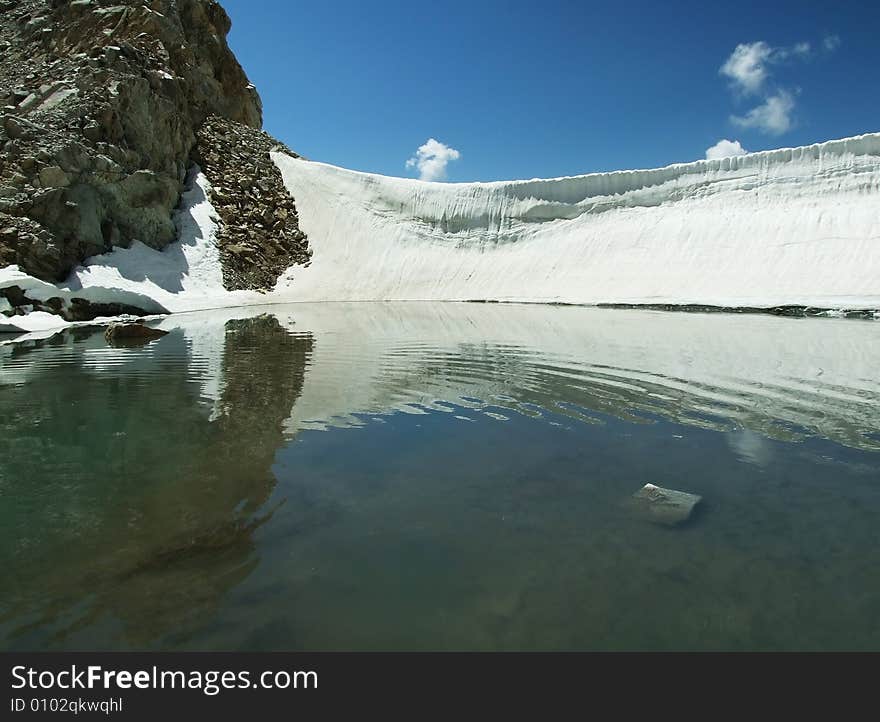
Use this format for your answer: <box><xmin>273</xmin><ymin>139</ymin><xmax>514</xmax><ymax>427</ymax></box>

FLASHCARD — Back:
<box><xmin>0</xmin><ymin>316</ymin><xmax>312</xmax><ymax>649</ymax></box>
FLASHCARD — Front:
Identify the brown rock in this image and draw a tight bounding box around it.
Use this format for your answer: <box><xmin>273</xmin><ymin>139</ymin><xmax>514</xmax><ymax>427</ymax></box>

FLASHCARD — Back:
<box><xmin>3</xmin><ymin>115</ymin><xmax>28</xmax><ymax>139</ymax></box>
<box><xmin>38</xmin><ymin>166</ymin><xmax>70</xmax><ymax>188</ymax></box>
<box><xmin>104</xmin><ymin>321</ymin><xmax>168</xmax><ymax>344</ymax></box>
<box><xmin>0</xmin><ymin>0</ymin><xmax>266</xmax><ymax>283</ymax></box>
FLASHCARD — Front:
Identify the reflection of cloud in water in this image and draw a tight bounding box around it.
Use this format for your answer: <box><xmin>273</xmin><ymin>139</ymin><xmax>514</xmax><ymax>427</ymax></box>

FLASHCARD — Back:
<box><xmin>727</xmin><ymin>430</ymin><xmax>774</xmax><ymax>468</ymax></box>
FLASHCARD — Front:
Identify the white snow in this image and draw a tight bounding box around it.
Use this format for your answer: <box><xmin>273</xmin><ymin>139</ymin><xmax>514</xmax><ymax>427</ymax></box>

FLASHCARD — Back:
<box><xmin>272</xmin><ymin>132</ymin><xmax>880</xmax><ymax>308</ymax></box>
<box><xmin>0</xmin><ymin>319</ymin><xmax>26</xmax><ymax>335</ymax></box>
<box><xmin>0</xmin><ymin>168</ymin><xmax>266</xmax><ymax>333</ymax></box>
<box><xmin>3</xmin><ymin>310</ymin><xmax>69</xmax><ymax>333</ymax></box>
<box><xmin>2</xmin><ymin>133</ymin><xmax>880</xmax><ymax>333</ymax></box>
<box><xmin>62</xmin><ymin>168</ymin><xmax>265</xmax><ymax>312</ymax></box>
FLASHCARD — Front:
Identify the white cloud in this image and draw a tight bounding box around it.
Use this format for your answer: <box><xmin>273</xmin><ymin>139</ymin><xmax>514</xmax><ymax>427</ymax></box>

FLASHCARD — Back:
<box><xmin>705</xmin><ymin>139</ymin><xmax>749</xmax><ymax>160</ymax></box>
<box><xmin>730</xmin><ymin>90</ymin><xmax>796</xmax><ymax>135</ymax></box>
<box><xmin>717</xmin><ymin>40</ymin><xmax>818</xmax><ymax>138</ymax></box>
<box><xmin>713</xmin><ymin>35</ymin><xmax>836</xmax><ymax>147</ymax></box>
<box><xmin>719</xmin><ymin>40</ymin><xmax>811</xmax><ymax>96</ymax></box>
<box><xmin>405</xmin><ymin>138</ymin><xmax>461</xmax><ymax>181</ymax></box>
<box><xmin>720</xmin><ymin>41</ymin><xmax>774</xmax><ymax>95</ymax></box>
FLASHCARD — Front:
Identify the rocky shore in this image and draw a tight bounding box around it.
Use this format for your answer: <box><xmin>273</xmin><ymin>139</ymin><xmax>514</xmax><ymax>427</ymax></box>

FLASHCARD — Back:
<box><xmin>0</xmin><ymin>0</ymin><xmax>310</xmax><ymax>321</ymax></box>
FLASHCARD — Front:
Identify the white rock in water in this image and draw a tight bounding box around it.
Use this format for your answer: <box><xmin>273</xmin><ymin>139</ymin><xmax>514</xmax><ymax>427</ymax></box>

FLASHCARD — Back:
<box><xmin>631</xmin><ymin>483</ymin><xmax>702</xmax><ymax>526</ymax></box>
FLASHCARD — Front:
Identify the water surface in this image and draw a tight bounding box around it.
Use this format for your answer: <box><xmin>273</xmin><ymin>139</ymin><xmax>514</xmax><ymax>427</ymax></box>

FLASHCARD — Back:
<box><xmin>1</xmin><ymin>303</ymin><xmax>879</xmax><ymax>650</ymax></box>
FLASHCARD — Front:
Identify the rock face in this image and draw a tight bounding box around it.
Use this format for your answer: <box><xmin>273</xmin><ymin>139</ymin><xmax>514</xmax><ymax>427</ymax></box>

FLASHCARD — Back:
<box><xmin>194</xmin><ymin>115</ymin><xmax>311</xmax><ymax>291</ymax></box>
<box><xmin>0</xmin><ymin>0</ymin><xmax>270</xmax><ymax>285</ymax></box>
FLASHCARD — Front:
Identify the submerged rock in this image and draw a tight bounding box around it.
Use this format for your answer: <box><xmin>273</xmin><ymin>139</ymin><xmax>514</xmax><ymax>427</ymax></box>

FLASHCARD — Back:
<box><xmin>104</xmin><ymin>320</ymin><xmax>168</xmax><ymax>345</ymax></box>
<box><xmin>631</xmin><ymin>483</ymin><xmax>702</xmax><ymax>526</ymax></box>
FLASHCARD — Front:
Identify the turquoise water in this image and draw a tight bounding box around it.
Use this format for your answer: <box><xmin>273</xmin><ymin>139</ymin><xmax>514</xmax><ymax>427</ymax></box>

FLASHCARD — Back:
<box><xmin>1</xmin><ymin>303</ymin><xmax>879</xmax><ymax>650</ymax></box>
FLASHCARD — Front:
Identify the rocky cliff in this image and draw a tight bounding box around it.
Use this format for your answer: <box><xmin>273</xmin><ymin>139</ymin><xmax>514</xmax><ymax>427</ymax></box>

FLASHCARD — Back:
<box><xmin>0</xmin><ymin>0</ymin><xmax>309</xmax><ymax>308</ymax></box>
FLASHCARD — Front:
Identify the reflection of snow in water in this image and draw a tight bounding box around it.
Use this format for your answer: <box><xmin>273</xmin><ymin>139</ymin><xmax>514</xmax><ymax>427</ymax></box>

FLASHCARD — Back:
<box><xmin>163</xmin><ymin>302</ymin><xmax>880</xmax><ymax>452</ymax></box>
<box><xmin>4</xmin><ymin>302</ymin><xmax>880</xmax><ymax>453</ymax></box>
<box><xmin>728</xmin><ymin>430</ymin><xmax>775</xmax><ymax>468</ymax></box>
<box><xmin>3</xmin><ymin>301</ymin><xmax>880</xmax><ymax>651</ymax></box>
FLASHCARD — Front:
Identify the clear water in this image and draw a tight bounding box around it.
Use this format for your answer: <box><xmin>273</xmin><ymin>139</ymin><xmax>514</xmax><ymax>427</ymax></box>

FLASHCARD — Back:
<box><xmin>1</xmin><ymin>303</ymin><xmax>879</xmax><ymax>651</ymax></box>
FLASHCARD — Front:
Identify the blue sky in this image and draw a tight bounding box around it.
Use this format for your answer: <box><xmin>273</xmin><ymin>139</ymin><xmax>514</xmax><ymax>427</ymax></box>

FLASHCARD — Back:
<box><xmin>221</xmin><ymin>0</ymin><xmax>879</xmax><ymax>181</ymax></box>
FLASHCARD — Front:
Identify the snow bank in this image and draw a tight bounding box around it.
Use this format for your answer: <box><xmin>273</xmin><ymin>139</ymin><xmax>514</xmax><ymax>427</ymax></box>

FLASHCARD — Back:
<box><xmin>2</xmin><ymin>133</ymin><xmax>879</xmax><ymax>330</ymax></box>
<box><xmin>272</xmin><ymin>132</ymin><xmax>880</xmax><ymax>308</ymax></box>
<box><xmin>0</xmin><ymin>265</ymin><xmax>168</xmax><ymax>318</ymax></box>
<box><xmin>0</xmin><ymin>169</ymin><xmax>266</xmax><ymax>333</ymax></box>
<box><xmin>61</xmin><ymin>169</ymin><xmax>266</xmax><ymax>312</ymax></box>
<box><xmin>0</xmin><ymin>319</ymin><xmax>27</xmax><ymax>335</ymax></box>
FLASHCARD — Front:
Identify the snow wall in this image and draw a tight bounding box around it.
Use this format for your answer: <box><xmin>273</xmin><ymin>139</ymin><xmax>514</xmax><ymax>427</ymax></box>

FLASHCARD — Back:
<box><xmin>273</xmin><ymin>132</ymin><xmax>880</xmax><ymax>308</ymax></box>
<box><xmin>2</xmin><ymin>133</ymin><xmax>879</xmax><ymax>334</ymax></box>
